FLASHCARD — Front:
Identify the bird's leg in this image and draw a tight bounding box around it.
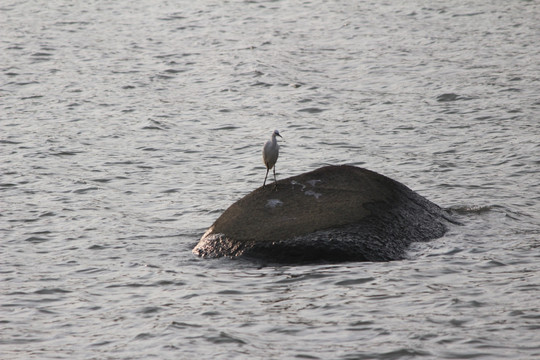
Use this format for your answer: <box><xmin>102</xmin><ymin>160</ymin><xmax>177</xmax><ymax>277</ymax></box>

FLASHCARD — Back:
<box><xmin>273</xmin><ymin>167</ymin><xmax>277</xmax><ymax>191</ymax></box>
<box><xmin>263</xmin><ymin>168</ymin><xmax>269</xmax><ymax>187</ymax></box>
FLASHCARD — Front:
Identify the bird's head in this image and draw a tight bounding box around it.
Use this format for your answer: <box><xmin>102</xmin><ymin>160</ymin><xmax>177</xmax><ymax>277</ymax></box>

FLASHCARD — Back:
<box><xmin>273</xmin><ymin>129</ymin><xmax>282</xmax><ymax>138</ymax></box>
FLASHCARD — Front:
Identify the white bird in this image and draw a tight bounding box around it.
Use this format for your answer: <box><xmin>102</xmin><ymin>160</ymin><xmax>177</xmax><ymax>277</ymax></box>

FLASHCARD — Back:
<box><xmin>262</xmin><ymin>129</ymin><xmax>283</xmax><ymax>188</ymax></box>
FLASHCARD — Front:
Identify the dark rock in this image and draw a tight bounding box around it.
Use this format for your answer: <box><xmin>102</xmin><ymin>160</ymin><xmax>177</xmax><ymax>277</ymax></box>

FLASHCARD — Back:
<box><xmin>193</xmin><ymin>165</ymin><xmax>455</xmax><ymax>263</ymax></box>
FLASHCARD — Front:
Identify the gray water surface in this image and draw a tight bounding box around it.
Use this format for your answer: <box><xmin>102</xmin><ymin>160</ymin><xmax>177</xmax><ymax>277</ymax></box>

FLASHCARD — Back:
<box><xmin>1</xmin><ymin>1</ymin><xmax>540</xmax><ymax>359</ymax></box>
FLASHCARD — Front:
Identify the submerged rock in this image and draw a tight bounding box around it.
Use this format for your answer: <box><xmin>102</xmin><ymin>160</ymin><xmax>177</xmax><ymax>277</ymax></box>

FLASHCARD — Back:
<box><xmin>193</xmin><ymin>165</ymin><xmax>455</xmax><ymax>263</ymax></box>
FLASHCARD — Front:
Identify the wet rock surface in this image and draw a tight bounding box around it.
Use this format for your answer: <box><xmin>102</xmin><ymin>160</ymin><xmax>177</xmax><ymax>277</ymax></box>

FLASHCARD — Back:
<box><xmin>194</xmin><ymin>165</ymin><xmax>455</xmax><ymax>263</ymax></box>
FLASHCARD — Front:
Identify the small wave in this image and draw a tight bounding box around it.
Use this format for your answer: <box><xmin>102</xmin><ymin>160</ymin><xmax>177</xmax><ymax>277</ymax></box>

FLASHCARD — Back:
<box><xmin>50</xmin><ymin>150</ymin><xmax>82</xmax><ymax>156</ymax></box>
<box><xmin>34</xmin><ymin>288</ymin><xmax>71</xmax><ymax>295</ymax></box>
<box><xmin>72</xmin><ymin>187</ymin><xmax>98</xmax><ymax>194</ymax></box>
<box><xmin>137</xmin><ymin>306</ymin><xmax>161</xmax><ymax>314</ymax></box>
<box><xmin>436</xmin><ymin>93</ymin><xmax>475</xmax><ymax>102</ymax></box>
<box><xmin>134</xmin><ymin>332</ymin><xmax>155</xmax><ymax>340</ymax></box>
<box><xmin>25</xmin><ymin>236</ymin><xmax>49</xmax><ymax>243</ymax></box>
<box><xmin>297</xmin><ymin>107</ymin><xmax>326</xmax><ymax>113</ymax></box>
<box><xmin>447</xmin><ymin>205</ymin><xmax>535</xmax><ymax>224</ymax></box>
<box><xmin>335</xmin><ymin>277</ymin><xmax>375</xmax><ymax>286</ymax></box>
<box><xmin>141</xmin><ymin>119</ymin><xmax>168</xmax><ymax>130</ymax></box>
<box><xmin>447</xmin><ymin>205</ymin><xmax>499</xmax><ymax>215</ymax></box>
<box><xmin>169</xmin><ymin>321</ymin><xmax>203</xmax><ymax>329</ymax></box>
<box><xmin>210</xmin><ymin>125</ymin><xmax>240</xmax><ymax>131</ymax></box>
<box><xmin>205</xmin><ymin>331</ymin><xmax>246</xmax><ymax>345</ymax></box>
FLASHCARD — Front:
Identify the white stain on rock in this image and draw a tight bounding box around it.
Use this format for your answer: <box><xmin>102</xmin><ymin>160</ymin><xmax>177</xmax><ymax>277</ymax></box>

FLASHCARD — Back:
<box><xmin>266</xmin><ymin>199</ymin><xmax>284</xmax><ymax>208</ymax></box>
<box><xmin>290</xmin><ymin>180</ymin><xmax>306</xmax><ymax>191</ymax></box>
<box><xmin>290</xmin><ymin>179</ymin><xmax>323</xmax><ymax>200</ymax></box>
<box><xmin>305</xmin><ymin>190</ymin><xmax>322</xmax><ymax>199</ymax></box>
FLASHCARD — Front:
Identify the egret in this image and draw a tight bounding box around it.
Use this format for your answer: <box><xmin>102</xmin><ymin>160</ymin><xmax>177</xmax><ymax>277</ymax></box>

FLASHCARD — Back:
<box><xmin>262</xmin><ymin>129</ymin><xmax>283</xmax><ymax>188</ymax></box>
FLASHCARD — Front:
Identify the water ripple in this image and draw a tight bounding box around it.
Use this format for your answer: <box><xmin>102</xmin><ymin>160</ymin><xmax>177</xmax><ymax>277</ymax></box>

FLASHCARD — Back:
<box><xmin>1</xmin><ymin>0</ymin><xmax>539</xmax><ymax>359</ymax></box>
